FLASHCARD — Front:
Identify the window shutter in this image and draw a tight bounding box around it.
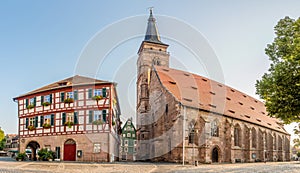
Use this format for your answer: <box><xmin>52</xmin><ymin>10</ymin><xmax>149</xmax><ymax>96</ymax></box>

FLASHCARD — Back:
<box><xmin>51</xmin><ymin>114</ymin><xmax>55</xmax><ymax>126</ymax></box>
<box><xmin>26</xmin><ymin>118</ymin><xmax>29</xmax><ymax>128</ymax></box>
<box><xmin>74</xmin><ymin>112</ymin><xmax>78</xmax><ymax>124</ymax></box>
<box><xmin>102</xmin><ymin>110</ymin><xmax>107</xmax><ymax>122</ymax></box>
<box><xmin>102</xmin><ymin>88</ymin><xmax>107</xmax><ymax>98</ymax></box>
<box><xmin>40</xmin><ymin>116</ymin><xmax>44</xmax><ymax>127</ymax></box>
<box><xmin>88</xmin><ymin>89</ymin><xmax>93</xmax><ymax>99</ymax></box>
<box><xmin>33</xmin><ymin>97</ymin><xmax>37</xmax><ymax>106</ymax></box>
<box><xmin>62</xmin><ymin>113</ymin><xmax>66</xmax><ymax>125</ymax></box>
<box><xmin>60</xmin><ymin>92</ymin><xmax>65</xmax><ymax>102</ymax></box>
<box><xmin>74</xmin><ymin>90</ymin><xmax>78</xmax><ymax>101</ymax></box>
<box><xmin>25</xmin><ymin>99</ymin><xmax>29</xmax><ymax>107</ymax></box>
<box><xmin>35</xmin><ymin>116</ymin><xmax>38</xmax><ymax>127</ymax></box>
<box><xmin>89</xmin><ymin>111</ymin><xmax>93</xmax><ymax>123</ymax></box>
<box><xmin>50</xmin><ymin>94</ymin><xmax>52</xmax><ymax>104</ymax></box>
<box><xmin>41</xmin><ymin>96</ymin><xmax>44</xmax><ymax>104</ymax></box>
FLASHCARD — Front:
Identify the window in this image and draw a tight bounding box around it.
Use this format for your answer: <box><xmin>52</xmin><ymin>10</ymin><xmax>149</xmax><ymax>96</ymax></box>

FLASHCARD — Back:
<box><xmin>67</xmin><ymin>113</ymin><xmax>74</xmax><ymax>122</ymax></box>
<box><xmin>252</xmin><ymin>128</ymin><xmax>257</xmax><ymax>148</ymax></box>
<box><xmin>132</xmin><ymin>134</ymin><xmax>135</xmax><ymax>138</ymax></box>
<box><xmin>123</xmin><ymin>134</ymin><xmax>126</xmax><ymax>137</ymax></box>
<box><xmin>44</xmin><ymin>115</ymin><xmax>51</xmax><ymax>124</ymax></box>
<box><xmin>89</xmin><ymin>110</ymin><xmax>107</xmax><ymax>124</ymax></box>
<box><xmin>62</xmin><ymin>112</ymin><xmax>78</xmax><ymax>125</ymax></box>
<box><xmin>234</xmin><ymin>125</ymin><xmax>241</xmax><ymax>147</ymax></box>
<box><xmin>124</xmin><ymin>140</ymin><xmax>128</xmax><ymax>146</ymax></box>
<box><xmin>30</xmin><ymin>98</ymin><xmax>35</xmax><ymax>105</ymax></box>
<box><xmin>124</xmin><ymin>147</ymin><xmax>128</xmax><ymax>152</ymax></box>
<box><xmin>94</xmin><ymin>111</ymin><xmax>101</xmax><ymax>121</ymax></box>
<box><xmin>26</xmin><ymin>116</ymin><xmax>38</xmax><ymax>129</ymax></box>
<box><xmin>134</xmin><ymin>140</ymin><xmax>137</xmax><ymax>145</ymax></box>
<box><xmin>211</xmin><ymin>120</ymin><xmax>219</xmax><ymax>137</ymax></box>
<box><xmin>94</xmin><ymin>143</ymin><xmax>101</xmax><ymax>153</ymax></box>
<box><xmin>41</xmin><ymin>94</ymin><xmax>52</xmax><ymax>104</ymax></box>
<box><xmin>94</xmin><ymin>89</ymin><xmax>102</xmax><ymax>96</ymax></box>
<box><xmin>66</xmin><ymin>92</ymin><xmax>73</xmax><ymax>99</ymax></box>
<box><xmin>127</xmin><ymin>133</ymin><xmax>131</xmax><ymax>138</ymax></box>
<box><xmin>29</xmin><ymin>117</ymin><xmax>35</xmax><ymax>126</ymax></box>
<box><xmin>165</xmin><ymin>104</ymin><xmax>168</xmax><ymax>115</ymax></box>
<box><xmin>188</xmin><ymin>129</ymin><xmax>195</xmax><ymax>144</ymax></box>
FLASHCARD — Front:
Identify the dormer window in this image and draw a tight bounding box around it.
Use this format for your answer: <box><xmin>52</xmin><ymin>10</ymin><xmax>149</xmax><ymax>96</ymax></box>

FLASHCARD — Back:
<box><xmin>58</xmin><ymin>82</ymin><xmax>68</xmax><ymax>86</ymax></box>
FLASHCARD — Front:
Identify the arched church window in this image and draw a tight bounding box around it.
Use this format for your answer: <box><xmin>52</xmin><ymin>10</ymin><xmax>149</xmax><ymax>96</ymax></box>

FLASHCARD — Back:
<box><xmin>189</xmin><ymin>129</ymin><xmax>195</xmax><ymax>144</ymax></box>
<box><xmin>188</xmin><ymin>120</ymin><xmax>196</xmax><ymax>144</ymax></box>
<box><xmin>251</xmin><ymin>128</ymin><xmax>257</xmax><ymax>148</ymax></box>
<box><xmin>234</xmin><ymin>124</ymin><xmax>241</xmax><ymax>147</ymax></box>
<box><xmin>211</xmin><ymin>120</ymin><xmax>219</xmax><ymax>137</ymax></box>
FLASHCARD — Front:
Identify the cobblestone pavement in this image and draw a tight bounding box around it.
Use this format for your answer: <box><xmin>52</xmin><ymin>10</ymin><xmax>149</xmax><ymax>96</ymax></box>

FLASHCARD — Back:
<box><xmin>1</xmin><ymin>157</ymin><xmax>300</xmax><ymax>173</ymax></box>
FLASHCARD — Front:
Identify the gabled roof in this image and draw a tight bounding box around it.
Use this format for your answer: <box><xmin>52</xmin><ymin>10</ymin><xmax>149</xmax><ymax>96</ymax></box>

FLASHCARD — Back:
<box><xmin>154</xmin><ymin>66</ymin><xmax>288</xmax><ymax>134</ymax></box>
<box><xmin>14</xmin><ymin>75</ymin><xmax>112</xmax><ymax>100</ymax></box>
<box><xmin>122</xmin><ymin>118</ymin><xmax>137</xmax><ymax>132</ymax></box>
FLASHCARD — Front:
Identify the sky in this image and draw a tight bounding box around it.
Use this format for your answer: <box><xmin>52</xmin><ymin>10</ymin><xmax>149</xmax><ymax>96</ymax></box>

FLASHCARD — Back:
<box><xmin>0</xmin><ymin>0</ymin><xmax>299</xmax><ymax>141</ymax></box>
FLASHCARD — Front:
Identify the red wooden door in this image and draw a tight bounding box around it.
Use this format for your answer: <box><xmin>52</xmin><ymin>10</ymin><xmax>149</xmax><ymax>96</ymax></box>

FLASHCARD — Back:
<box><xmin>64</xmin><ymin>140</ymin><xmax>76</xmax><ymax>161</ymax></box>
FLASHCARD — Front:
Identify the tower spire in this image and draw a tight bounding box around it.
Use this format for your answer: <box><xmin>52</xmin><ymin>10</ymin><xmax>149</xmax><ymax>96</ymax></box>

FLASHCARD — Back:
<box><xmin>144</xmin><ymin>8</ymin><xmax>163</xmax><ymax>44</ymax></box>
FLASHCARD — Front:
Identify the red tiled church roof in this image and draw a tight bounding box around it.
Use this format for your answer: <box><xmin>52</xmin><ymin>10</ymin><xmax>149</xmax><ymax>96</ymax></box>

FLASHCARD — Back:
<box><xmin>154</xmin><ymin>66</ymin><xmax>288</xmax><ymax>134</ymax></box>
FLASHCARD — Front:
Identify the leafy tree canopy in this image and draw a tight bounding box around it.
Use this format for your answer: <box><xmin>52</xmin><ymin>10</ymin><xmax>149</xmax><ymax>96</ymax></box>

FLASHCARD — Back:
<box><xmin>0</xmin><ymin>128</ymin><xmax>4</xmax><ymax>141</ymax></box>
<box><xmin>256</xmin><ymin>16</ymin><xmax>300</xmax><ymax>124</ymax></box>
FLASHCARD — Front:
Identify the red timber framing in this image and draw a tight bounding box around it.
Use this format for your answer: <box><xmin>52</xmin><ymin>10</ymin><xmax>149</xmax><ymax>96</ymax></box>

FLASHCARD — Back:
<box><xmin>15</xmin><ymin>83</ymin><xmax>118</xmax><ymax>138</ymax></box>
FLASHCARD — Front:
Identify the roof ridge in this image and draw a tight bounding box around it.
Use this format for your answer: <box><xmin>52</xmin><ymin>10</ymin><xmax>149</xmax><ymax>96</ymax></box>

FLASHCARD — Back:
<box><xmin>13</xmin><ymin>75</ymin><xmax>112</xmax><ymax>99</ymax></box>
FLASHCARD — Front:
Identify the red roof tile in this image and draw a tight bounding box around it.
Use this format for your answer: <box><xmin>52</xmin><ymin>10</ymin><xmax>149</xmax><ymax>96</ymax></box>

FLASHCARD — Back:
<box><xmin>14</xmin><ymin>75</ymin><xmax>111</xmax><ymax>99</ymax></box>
<box><xmin>154</xmin><ymin>66</ymin><xmax>288</xmax><ymax>134</ymax></box>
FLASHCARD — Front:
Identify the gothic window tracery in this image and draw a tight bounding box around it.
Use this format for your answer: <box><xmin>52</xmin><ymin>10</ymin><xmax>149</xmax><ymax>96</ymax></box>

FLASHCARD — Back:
<box><xmin>211</xmin><ymin>120</ymin><xmax>219</xmax><ymax>137</ymax></box>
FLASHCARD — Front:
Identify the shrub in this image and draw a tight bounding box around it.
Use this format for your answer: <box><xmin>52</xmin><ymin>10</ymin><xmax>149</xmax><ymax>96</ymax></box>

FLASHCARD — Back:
<box><xmin>16</xmin><ymin>152</ymin><xmax>27</xmax><ymax>161</ymax></box>
<box><xmin>38</xmin><ymin>148</ymin><xmax>55</xmax><ymax>161</ymax></box>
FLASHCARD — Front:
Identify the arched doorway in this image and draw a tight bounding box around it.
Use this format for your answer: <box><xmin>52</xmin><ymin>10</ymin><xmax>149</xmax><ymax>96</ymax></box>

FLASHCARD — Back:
<box><xmin>64</xmin><ymin>139</ymin><xmax>76</xmax><ymax>161</ymax></box>
<box><xmin>26</xmin><ymin>141</ymin><xmax>40</xmax><ymax>161</ymax></box>
<box><xmin>212</xmin><ymin>147</ymin><xmax>219</xmax><ymax>163</ymax></box>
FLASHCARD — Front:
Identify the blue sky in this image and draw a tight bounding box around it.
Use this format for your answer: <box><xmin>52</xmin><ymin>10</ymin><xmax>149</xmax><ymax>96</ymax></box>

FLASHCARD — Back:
<box><xmin>0</xmin><ymin>0</ymin><xmax>300</xmax><ymax>137</ymax></box>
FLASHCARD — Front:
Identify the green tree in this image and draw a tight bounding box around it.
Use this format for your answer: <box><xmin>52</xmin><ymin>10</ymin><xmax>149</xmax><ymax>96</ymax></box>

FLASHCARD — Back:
<box><xmin>0</xmin><ymin>138</ymin><xmax>5</xmax><ymax>150</ymax></box>
<box><xmin>256</xmin><ymin>16</ymin><xmax>300</xmax><ymax>124</ymax></box>
<box><xmin>0</xmin><ymin>128</ymin><xmax>6</xmax><ymax>150</ymax></box>
<box><xmin>0</xmin><ymin>128</ymin><xmax>4</xmax><ymax>141</ymax></box>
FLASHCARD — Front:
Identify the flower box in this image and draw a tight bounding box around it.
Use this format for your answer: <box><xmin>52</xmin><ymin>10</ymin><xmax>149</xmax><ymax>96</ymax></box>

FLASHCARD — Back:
<box><xmin>27</xmin><ymin>104</ymin><xmax>35</xmax><ymax>109</ymax></box>
<box><xmin>64</xmin><ymin>121</ymin><xmax>74</xmax><ymax>128</ymax></box>
<box><xmin>63</xmin><ymin>98</ymin><xmax>74</xmax><ymax>103</ymax></box>
<box><xmin>92</xmin><ymin>95</ymin><xmax>103</xmax><ymax>101</ymax></box>
<box><xmin>92</xmin><ymin>120</ymin><xmax>103</xmax><ymax>125</ymax></box>
<box><xmin>42</xmin><ymin>102</ymin><xmax>51</xmax><ymax>106</ymax></box>
<box><xmin>43</xmin><ymin>123</ymin><xmax>51</xmax><ymax>129</ymax></box>
<box><xmin>27</xmin><ymin>125</ymin><xmax>36</xmax><ymax>131</ymax></box>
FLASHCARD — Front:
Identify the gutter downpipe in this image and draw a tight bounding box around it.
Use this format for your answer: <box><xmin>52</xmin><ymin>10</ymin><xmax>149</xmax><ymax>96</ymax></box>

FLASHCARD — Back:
<box><xmin>182</xmin><ymin>105</ymin><xmax>186</xmax><ymax>166</ymax></box>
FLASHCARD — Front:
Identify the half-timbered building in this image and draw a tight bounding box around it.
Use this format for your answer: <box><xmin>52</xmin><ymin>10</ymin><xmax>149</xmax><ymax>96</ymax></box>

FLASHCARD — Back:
<box><xmin>13</xmin><ymin>75</ymin><xmax>121</xmax><ymax>162</ymax></box>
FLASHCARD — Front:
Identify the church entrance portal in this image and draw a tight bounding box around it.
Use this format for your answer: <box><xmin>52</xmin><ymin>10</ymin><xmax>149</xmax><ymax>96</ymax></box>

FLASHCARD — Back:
<box><xmin>212</xmin><ymin>147</ymin><xmax>219</xmax><ymax>163</ymax></box>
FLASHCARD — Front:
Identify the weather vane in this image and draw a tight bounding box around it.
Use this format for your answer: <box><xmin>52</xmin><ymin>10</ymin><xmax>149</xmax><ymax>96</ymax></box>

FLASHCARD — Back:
<box><xmin>148</xmin><ymin>7</ymin><xmax>154</xmax><ymax>14</ymax></box>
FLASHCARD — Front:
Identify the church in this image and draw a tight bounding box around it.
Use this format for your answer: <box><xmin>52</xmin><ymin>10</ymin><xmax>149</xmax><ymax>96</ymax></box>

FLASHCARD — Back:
<box><xmin>136</xmin><ymin>10</ymin><xmax>290</xmax><ymax>164</ymax></box>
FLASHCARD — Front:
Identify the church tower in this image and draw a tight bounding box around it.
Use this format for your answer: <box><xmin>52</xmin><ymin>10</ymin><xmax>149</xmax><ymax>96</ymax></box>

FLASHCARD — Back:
<box><xmin>136</xmin><ymin>9</ymin><xmax>169</xmax><ymax>160</ymax></box>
